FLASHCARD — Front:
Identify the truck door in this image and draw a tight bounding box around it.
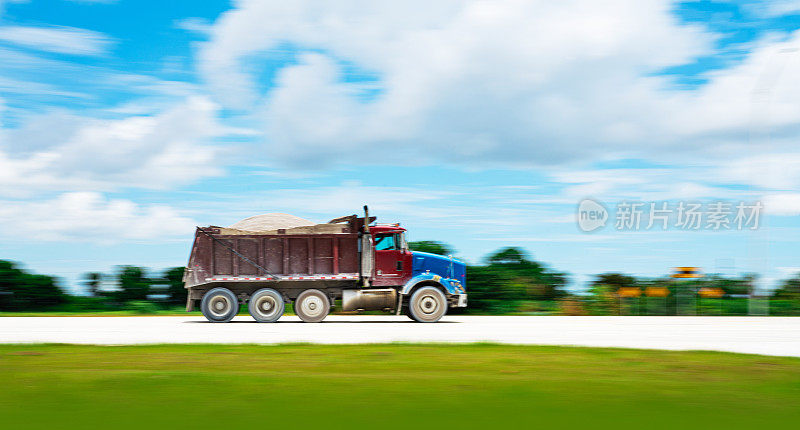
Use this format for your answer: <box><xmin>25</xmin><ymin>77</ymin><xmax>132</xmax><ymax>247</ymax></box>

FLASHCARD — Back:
<box><xmin>372</xmin><ymin>233</ymin><xmax>411</xmax><ymax>286</ymax></box>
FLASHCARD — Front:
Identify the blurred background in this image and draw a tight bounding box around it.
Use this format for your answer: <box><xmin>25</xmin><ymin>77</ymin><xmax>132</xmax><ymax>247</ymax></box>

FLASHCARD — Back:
<box><xmin>3</xmin><ymin>2</ymin><xmax>800</xmax><ymax>429</ymax></box>
<box><xmin>1</xmin><ymin>1</ymin><xmax>800</xmax><ymax>314</ymax></box>
<box><xmin>3</xmin><ymin>244</ymin><xmax>800</xmax><ymax>316</ymax></box>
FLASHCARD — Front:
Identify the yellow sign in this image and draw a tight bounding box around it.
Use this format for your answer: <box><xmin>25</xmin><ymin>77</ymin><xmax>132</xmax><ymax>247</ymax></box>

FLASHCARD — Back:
<box><xmin>672</xmin><ymin>267</ymin><xmax>703</xmax><ymax>278</ymax></box>
<box><xmin>646</xmin><ymin>286</ymin><xmax>670</xmax><ymax>297</ymax></box>
<box><xmin>617</xmin><ymin>287</ymin><xmax>641</xmax><ymax>298</ymax></box>
<box><xmin>699</xmin><ymin>287</ymin><xmax>725</xmax><ymax>298</ymax></box>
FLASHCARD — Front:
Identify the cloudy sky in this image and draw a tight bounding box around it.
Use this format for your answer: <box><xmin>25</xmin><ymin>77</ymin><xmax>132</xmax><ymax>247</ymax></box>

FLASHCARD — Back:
<box><xmin>1</xmin><ymin>0</ymin><xmax>800</xmax><ymax>293</ymax></box>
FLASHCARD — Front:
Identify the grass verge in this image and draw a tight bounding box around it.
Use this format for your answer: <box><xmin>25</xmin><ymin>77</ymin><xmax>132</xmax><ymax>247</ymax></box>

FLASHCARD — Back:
<box><xmin>2</xmin><ymin>344</ymin><xmax>799</xmax><ymax>429</ymax></box>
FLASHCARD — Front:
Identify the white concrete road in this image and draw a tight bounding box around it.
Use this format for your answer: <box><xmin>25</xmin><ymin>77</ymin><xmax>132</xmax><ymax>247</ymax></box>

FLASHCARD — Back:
<box><xmin>1</xmin><ymin>315</ymin><xmax>799</xmax><ymax>357</ymax></box>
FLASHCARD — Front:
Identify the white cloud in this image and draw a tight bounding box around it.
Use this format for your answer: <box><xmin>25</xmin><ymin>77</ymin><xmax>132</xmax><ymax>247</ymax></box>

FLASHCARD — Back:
<box><xmin>776</xmin><ymin>266</ymin><xmax>800</xmax><ymax>277</ymax></box>
<box><xmin>185</xmin><ymin>181</ymin><xmax>564</xmax><ymax>239</ymax></box>
<box><xmin>0</xmin><ymin>192</ymin><xmax>196</xmax><ymax>242</ymax></box>
<box><xmin>195</xmin><ymin>181</ymin><xmax>453</xmax><ymax>225</ymax></box>
<box><xmin>0</xmin><ymin>25</ymin><xmax>112</xmax><ymax>56</ymax></box>
<box><xmin>716</xmin><ymin>153</ymin><xmax>800</xmax><ymax>190</ymax></box>
<box><xmin>174</xmin><ymin>17</ymin><xmax>212</xmax><ymax>35</ymax></box>
<box><xmin>544</xmin><ymin>159</ymin><xmax>800</xmax><ymax>218</ymax></box>
<box><xmin>546</xmin><ymin>147</ymin><xmax>800</xmax><ymax>213</ymax></box>
<box><xmin>762</xmin><ymin>193</ymin><xmax>800</xmax><ymax>216</ymax></box>
<box><xmin>193</xmin><ymin>0</ymin><xmax>800</xmax><ymax>173</ymax></box>
<box><xmin>752</xmin><ymin>0</ymin><xmax>800</xmax><ymax>17</ymax></box>
<box><xmin>0</xmin><ymin>97</ymin><xmax>228</xmax><ymax>196</ymax></box>
<box><xmin>662</xmin><ymin>32</ymin><xmax>800</xmax><ymax>144</ymax></box>
<box><xmin>197</xmin><ymin>0</ymin><xmax>715</xmax><ymax>167</ymax></box>
<box><xmin>0</xmin><ymin>75</ymin><xmax>87</xmax><ymax>98</ymax></box>
<box><xmin>549</xmin><ymin>165</ymin><xmax>743</xmax><ymax>202</ymax></box>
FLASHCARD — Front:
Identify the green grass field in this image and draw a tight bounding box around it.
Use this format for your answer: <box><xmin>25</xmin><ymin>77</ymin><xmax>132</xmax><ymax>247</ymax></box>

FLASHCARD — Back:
<box><xmin>2</xmin><ymin>344</ymin><xmax>799</xmax><ymax>430</ymax></box>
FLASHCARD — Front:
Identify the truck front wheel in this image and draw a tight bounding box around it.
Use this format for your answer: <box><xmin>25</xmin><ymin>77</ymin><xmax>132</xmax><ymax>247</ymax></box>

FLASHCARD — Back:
<box><xmin>200</xmin><ymin>287</ymin><xmax>238</xmax><ymax>323</ymax></box>
<box><xmin>294</xmin><ymin>289</ymin><xmax>330</xmax><ymax>323</ymax></box>
<box><xmin>248</xmin><ymin>288</ymin><xmax>284</xmax><ymax>322</ymax></box>
<box><xmin>408</xmin><ymin>287</ymin><xmax>447</xmax><ymax>323</ymax></box>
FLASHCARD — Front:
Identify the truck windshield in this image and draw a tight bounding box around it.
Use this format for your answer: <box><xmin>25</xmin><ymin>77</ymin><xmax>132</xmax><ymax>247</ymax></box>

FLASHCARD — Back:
<box><xmin>374</xmin><ymin>234</ymin><xmax>397</xmax><ymax>250</ymax></box>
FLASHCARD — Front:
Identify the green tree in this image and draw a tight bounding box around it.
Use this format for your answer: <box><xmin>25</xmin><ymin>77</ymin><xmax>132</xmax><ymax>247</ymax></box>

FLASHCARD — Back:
<box><xmin>465</xmin><ymin>265</ymin><xmax>524</xmax><ymax>314</ymax></box>
<box><xmin>82</xmin><ymin>272</ymin><xmax>104</xmax><ymax>297</ymax></box>
<box><xmin>163</xmin><ymin>267</ymin><xmax>187</xmax><ymax>306</ymax></box>
<box><xmin>586</xmin><ymin>273</ymin><xmax>639</xmax><ymax>316</ymax></box>
<box><xmin>116</xmin><ymin>266</ymin><xmax>151</xmax><ymax>303</ymax></box>
<box><xmin>771</xmin><ymin>274</ymin><xmax>800</xmax><ymax>315</ymax></box>
<box><xmin>0</xmin><ymin>260</ymin><xmax>67</xmax><ymax>311</ymax></box>
<box><xmin>486</xmin><ymin>247</ymin><xmax>528</xmax><ymax>265</ymax></box>
<box><xmin>696</xmin><ymin>274</ymin><xmax>753</xmax><ymax>296</ymax></box>
<box><xmin>465</xmin><ymin>247</ymin><xmax>568</xmax><ymax>313</ymax></box>
<box><xmin>774</xmin><ymin>274</ymin><xmax>800</xmax><ymax>299</ymax></box>
<box><xmin>408</xmin><ymin>241</ymin><xmax>453</xmax><ymax>256</ymax></box>
<box><xmin>586</xmin><ymin>284</ymin><xmax>620</xmax><ymax>315</ymax></box>
<box><xmin>591</xmin><ymin>273</ymin><xmax>637</xmax><ymax>291</ymax></box>
<box><xmin>485</xmin><ymin>248</ymin><xmax>567</xmax><ymax>300</ymax></box>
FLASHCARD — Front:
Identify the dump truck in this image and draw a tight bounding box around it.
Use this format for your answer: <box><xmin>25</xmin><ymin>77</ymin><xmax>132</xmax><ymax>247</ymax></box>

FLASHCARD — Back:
<box><xmin>183</xmin><ymin>206</ymin><xmax>467</xmax><ymax>323</ymax></box>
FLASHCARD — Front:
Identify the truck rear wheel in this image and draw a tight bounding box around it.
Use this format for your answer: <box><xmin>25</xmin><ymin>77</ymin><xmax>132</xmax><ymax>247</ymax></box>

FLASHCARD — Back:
<box><xmin>408</xmin><ymin>287</ymin><xmax>447</xmax><ymax>323</ymax></box>
<box><xmin>201</xmin><ymin>287</ymin><xmax>238</xmax><ymax>323</ymax></box>
<box><xmin>294</xmin><ymin>289</ymin><xmax>330</xmax><ymax>323</ymax></box>
<box><xmin>248</xmin><ymin>288</ymin><xmax>284</xmax><ymax>322</ymax></box>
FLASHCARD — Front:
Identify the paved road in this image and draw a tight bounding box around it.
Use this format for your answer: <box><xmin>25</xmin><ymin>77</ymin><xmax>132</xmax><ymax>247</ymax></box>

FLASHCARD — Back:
<box><xmin>2</xmin><ymin>315</ymin><xmax>799</xmax><ymax>357</ymax></box>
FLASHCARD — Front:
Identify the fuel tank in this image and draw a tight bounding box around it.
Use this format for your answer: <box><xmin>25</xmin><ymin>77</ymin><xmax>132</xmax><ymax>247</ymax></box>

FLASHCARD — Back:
<box><xmin>341</xmin><ymin>289</ymin><xmax>397</xmax><ymax>311</ymax></box>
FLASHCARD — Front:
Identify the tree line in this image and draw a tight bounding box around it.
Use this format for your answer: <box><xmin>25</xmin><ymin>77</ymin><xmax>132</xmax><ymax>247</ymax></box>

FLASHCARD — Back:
<box><xmin>410</xmin><ymin>241</ymin><xmax>800</xmax><ymax>316</ymax></box>
<box><xmin>0</xmin><ymin>262</ymin><xmax>186</xmax><ymax>312</ymax></box>
<box><xmin>1</xmin><ymin>241</ymin><xmax>800</xmax><ymax>315</ymax></box>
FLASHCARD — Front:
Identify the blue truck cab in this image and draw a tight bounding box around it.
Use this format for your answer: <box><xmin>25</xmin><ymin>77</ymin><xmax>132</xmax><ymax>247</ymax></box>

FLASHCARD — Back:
<box><xmin>401</xmin><ymin>251</ymin><xmax>468</xmax><ymax>308</ymax></box>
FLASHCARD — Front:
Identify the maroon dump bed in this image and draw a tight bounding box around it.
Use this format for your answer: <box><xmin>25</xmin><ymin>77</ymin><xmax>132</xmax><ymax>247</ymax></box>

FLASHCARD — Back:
<box><xmin>183</xmin><ymin>216</ymin><xmax>371</xmax><ymax>290</ymax></box>
<box><xmin>185</xmin><ymin>228</ymin><xmax>361</xmax><ymax>288</ymax></box>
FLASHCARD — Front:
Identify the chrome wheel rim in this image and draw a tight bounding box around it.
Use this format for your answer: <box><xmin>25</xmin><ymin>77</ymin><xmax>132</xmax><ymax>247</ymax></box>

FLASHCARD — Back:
<box><xmin>209</xmin><ymin>295</ymin><xmax>231</xmax><ymax>317</ymax></box>
<box><xmin>419</xmin><ymin>295</ymin><xmax>439</xmax><ymax>315</ymax></box>
<box><xmin>255</xmin><ymin>295</ymin><xmax>278</xmax><ymax>317</ymax></box>
<box><xmin>299</xmin><ymin>295</ymin><xmax>325</xmax><ymax>318</ymax></box>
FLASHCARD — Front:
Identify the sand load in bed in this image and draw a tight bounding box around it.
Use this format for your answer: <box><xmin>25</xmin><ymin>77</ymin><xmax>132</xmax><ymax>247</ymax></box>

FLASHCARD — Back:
<box><xmin>229</xmin><ymin>213</ymin><xmax>315</xmax><ymax>232</ymax></box>
<box><xmin>215</xmin><ymin>213</ymin><xmax>354</xmax><ymax>235</ymax></box>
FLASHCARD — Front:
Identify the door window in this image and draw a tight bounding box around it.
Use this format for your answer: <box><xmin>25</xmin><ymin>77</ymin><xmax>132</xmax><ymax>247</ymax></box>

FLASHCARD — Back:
<box><xmin>374</xmin><ymin>234</ymin><xmax>397</xmax><ymax>251</ymax></box>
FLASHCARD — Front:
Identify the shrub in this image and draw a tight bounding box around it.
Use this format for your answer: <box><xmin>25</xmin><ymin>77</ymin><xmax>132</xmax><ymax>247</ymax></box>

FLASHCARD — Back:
<box><xmin>126</xmin><ymin>301</ymin><xmax>159</xmax><ymax>314</ymax></box>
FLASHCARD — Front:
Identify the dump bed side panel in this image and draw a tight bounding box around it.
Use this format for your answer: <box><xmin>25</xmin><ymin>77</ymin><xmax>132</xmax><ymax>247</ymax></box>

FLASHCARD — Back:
<box><xmin>185</xmin><ymin>228</ymin><xmax>360</xmax><ymax>288</ymax></box>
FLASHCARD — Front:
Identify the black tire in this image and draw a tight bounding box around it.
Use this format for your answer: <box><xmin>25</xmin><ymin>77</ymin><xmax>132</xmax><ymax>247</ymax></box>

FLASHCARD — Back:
<box><xmin>200</xmin><ymin>287</ymin><xmax>238</xmax><ymax>323</ymax></box>
<box><xmin>402</xmin><ymin>305</ymin><xmax>414</xmax><ymax>320</ymax></box>
<box><xmin>294</xmin><ymin>289</ymin><xmax>330</xmax><ymax>323</ymax></box>
<box><xmin>248</xmin><ymin>288</ymin><xmax>284</xmax><ymax>322</ymax></box>
<box><xmin>408</xmin><ymin>286</ymin><xmax>447</xmax><ymax>323</ymax></box>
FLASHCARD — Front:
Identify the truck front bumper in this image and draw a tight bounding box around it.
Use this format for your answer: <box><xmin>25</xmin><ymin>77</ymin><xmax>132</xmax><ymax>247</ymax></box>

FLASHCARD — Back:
<box><xmin>450</xmin><ymin>294</ymin><xmax>468</xmax><ymax>308</ymax></box>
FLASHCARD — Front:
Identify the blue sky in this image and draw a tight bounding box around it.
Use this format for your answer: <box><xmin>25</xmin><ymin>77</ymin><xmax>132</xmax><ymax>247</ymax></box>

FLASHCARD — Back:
<box><xmin>1</xmin><ymin>0</ymin><xmax>800</xmax><ymax>294</ymax></box>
